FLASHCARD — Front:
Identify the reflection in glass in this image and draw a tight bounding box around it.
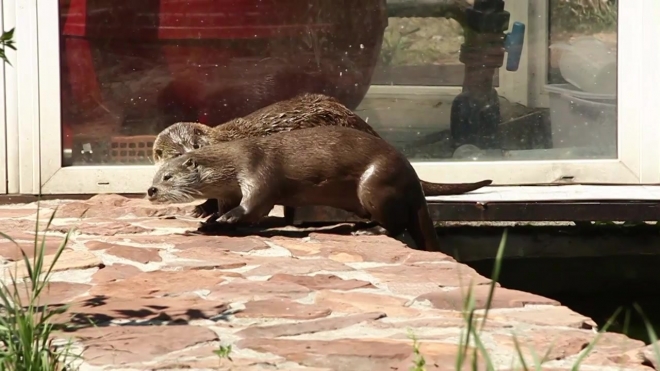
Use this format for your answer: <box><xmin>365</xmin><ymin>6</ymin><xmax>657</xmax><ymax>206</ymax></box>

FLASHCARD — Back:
<box><xmin>58</xmin><ymin>0</ymin><xmax>617</xmax><ymax>166</ymax></box>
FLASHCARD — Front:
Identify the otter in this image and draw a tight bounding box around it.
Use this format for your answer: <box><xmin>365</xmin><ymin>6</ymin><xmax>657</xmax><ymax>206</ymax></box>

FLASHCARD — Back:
<box><xmin>152</xmin><ymin>93</ymin><xmax>381</xmax><ymax>161</ymax></box>
<box><xmin>152</xmin><ymin>93</ymin><xmax>492</xmax><ymax>222</ymax></box>
<box><xmin>147</xmin><ymin>126</ymin><xmax>441</xmax><ymax>251</ymax></box>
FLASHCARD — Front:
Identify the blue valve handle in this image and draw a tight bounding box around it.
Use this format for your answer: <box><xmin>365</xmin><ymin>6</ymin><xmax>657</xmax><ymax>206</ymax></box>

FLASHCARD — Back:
<box><xmin>504</xmin><ymin>21</ymin><xmax>525</xmax><ymax>72</ymax></box>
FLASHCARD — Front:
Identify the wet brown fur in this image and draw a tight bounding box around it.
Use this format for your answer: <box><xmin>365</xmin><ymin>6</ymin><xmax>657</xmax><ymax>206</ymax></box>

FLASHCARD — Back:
<box><xmin>148</xmin><ymin>126</ymin><xmax>441</xmax><ymax>251</ymax></box>
<box><xmin>152</xmin><ymin>93</ymin><xmax>492</xmax><ymax>222</ymax></box>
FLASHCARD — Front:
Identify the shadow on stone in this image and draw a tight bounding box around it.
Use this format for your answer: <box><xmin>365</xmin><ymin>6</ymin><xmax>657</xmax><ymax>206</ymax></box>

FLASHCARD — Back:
<box><xmin>56</xmin><ymin>295</ymin><xmax>231</xmax><ymax>330</ymax></box>
<box><xmin>192</xmin><ymin>220</ymin><xmax>378</xmax><ymax>239</ymax></box>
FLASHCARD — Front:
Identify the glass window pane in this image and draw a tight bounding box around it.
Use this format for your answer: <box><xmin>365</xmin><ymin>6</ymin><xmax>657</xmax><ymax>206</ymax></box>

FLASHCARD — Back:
<box><xmin>58</xmin><ymin>0</ymin><xmax>617</xmax><ymax>166</ymax></box>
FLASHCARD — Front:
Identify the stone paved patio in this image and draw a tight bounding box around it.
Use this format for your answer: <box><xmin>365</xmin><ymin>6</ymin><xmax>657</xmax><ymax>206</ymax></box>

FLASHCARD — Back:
<box><xmin>0</xmin><ymin>194</ymin><xmax>657</xmax><ymax>371</ymax></box>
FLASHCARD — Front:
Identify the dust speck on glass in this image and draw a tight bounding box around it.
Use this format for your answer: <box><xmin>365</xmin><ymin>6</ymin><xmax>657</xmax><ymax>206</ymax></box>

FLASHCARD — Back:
<box><xmin>58</xmin><ymin>0</ymin><xmax>617</xmax><ymax>166</ymax></box>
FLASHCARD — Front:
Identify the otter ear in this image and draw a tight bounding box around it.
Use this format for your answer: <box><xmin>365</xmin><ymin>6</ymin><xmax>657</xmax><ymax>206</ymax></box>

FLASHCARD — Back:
<box><xmin>182</xmin><ymin>157</ymin><xmax>198</xmax><ymax>169</ymax></box>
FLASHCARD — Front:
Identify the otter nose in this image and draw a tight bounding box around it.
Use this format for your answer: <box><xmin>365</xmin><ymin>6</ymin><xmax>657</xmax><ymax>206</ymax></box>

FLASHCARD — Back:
<box><xmin>147</xmin><ymin>187</ymin><xmax>158</xmax><ymax>197</ymax></box>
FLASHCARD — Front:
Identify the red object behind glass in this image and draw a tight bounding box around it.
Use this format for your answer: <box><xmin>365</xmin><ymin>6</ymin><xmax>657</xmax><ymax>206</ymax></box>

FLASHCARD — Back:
<box><xmin>59</xmin><ymin>0</ymin><xmax>386</xmax><ymax>151</ymax></box>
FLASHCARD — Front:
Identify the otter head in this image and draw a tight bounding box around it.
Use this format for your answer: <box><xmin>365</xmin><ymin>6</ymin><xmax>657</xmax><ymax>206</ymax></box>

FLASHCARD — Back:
<box><xmin>152</xmin><ymin>122</ymin><xmax>213</xmax><ymax>163</ymax></box>
<box><xmin>147</xmin><ymin>154</ymin><xmax>205</xmax><ymax>204</ymax></box>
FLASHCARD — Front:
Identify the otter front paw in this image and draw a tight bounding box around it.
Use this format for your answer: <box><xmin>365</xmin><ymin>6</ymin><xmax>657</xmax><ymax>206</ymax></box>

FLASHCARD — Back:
<box><xmin>190</xmin><ymin>199</ymin><xmax>219</xmax><ymax>218</ymax></box>
<box><xmin>202</xmin><ymin>212</ymin><xmax>220</xmax><ymax>225</ymax></box>
<box><xmin>216</xmin><ymin>206</ymin><xmax>246</xmax><ymax>224</ymax></box>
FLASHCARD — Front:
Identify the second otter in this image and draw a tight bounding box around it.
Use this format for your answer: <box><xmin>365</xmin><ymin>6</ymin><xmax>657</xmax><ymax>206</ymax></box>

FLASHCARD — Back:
<box><xmin>148</xmin><ymin>126</ymin><xmax>440</xmax><ymax>251</ymax></box>
<box><xmin>152</xmin><ymin>93</ymin><xmax>492</xmax><ymax>221</ymax></box>
<box><xmin>153</xmin><ymin>93</ymin><xmax>381</xmax><ymax>161</ymax></box>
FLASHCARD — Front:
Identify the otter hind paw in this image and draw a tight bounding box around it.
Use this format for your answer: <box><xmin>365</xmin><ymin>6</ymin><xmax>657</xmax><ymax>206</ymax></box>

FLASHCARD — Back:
<box><xmin>351</xmin><ymin>223</ymin><xmax>388</xmax><ymax>236</ymax></box>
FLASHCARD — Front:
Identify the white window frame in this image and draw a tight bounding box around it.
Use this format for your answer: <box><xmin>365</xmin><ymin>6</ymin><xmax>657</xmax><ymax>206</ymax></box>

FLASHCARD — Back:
<box><xmin>0</xmin><ymin>69</ymin><xmax>5</xmax><ymax>193</ymax></box>
<box><xmin>0</xmin><ymin>6</ymin><xmax>6</xmax><ymax>195</ymax></box>
<box><xmin>12</xmin><ymin>0</ymin><xmax>660</xmax><ymax>194</ymax></box>
<box><xmin>1</xmin><ymin>0</ymin><xmax>18</xmax><ymax>194</ymax></box>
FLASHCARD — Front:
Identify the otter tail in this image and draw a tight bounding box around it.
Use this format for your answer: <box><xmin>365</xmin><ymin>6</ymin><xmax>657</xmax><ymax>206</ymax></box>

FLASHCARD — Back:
<box><xmin>420</xmin><ymin>179</ymin><xmax>492</xmax><ymax>196</ymax></box>
<box><xmin>406</xmin><ymin>201</ymin><xmax>441</xmax><ymax>251</ymax></box>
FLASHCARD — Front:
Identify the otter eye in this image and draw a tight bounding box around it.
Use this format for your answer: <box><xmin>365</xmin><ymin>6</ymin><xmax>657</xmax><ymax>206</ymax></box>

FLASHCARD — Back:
<box><xmin>173</xmin><ymin>153</ymin><xmax>182</xmax><ymax>158</ymax></box>
<box><xmin>163</xmin><ymin>174</ymin><xmax>172</xmax><ymax>181</ymax></box>
<box><xmin>154</xmin><ymin>149</ymin><xmax>163</xmax><ymax>158</ymax></box>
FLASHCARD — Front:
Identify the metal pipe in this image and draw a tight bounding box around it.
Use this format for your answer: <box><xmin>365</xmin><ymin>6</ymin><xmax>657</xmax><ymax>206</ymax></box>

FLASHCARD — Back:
<box><xmin>386</xmin><ymin>0</ymin><xmax>471</xmax><ymax>27</ymax></box>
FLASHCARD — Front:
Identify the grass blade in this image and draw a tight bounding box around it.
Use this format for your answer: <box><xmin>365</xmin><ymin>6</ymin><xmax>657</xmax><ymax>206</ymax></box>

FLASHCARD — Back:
<box><xmin>570</xmin><ymin>306</ymin><xmax>622</xmax><ymax>371</ymax></box>
<box><xmin>633</xmin><ymin>303</ymin><xmax>660</xmax><ymax>367</ymax></box>
<box><xmin>511</xmin><ymin>333</ymin><xmax>529</xmax><ymax>370</ymax></box>
<box><xmin>469</xmin><ymin>326</ymin><xmax>495</xmax><ymax>371</ymax></box>
<box><xmin>479</xmin><ymin>228</ymin><xmax>508</xmax><ymax>332</ymax></box>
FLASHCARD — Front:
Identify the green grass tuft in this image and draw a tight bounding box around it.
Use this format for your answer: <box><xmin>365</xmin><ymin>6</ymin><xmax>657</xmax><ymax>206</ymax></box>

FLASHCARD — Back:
<box><xmin>0</xmin><ymin>203</ymin><xmax>78</xmax><ymax>371</ymax></box>
<box><xmin>411</xmin><ymin>227</ymin><xmax>659</xmax><ymax>370</ymax></box>
<box><xmin>407</xmin><ymin>329</ymin><xmax>426</xmax><ymax>371</ymax></box>
<box><xmin>214</xmin><ymin>344</ymin><xmax>233</xmax><ymax>362</ymax></box>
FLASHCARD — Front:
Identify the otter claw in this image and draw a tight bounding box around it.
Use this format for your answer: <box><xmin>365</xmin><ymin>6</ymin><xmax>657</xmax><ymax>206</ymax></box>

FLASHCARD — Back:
<box><xmin>190</xmin><ymin>206</ymin><xmax>206</xmax><ymax>218</ymax></box>
<box><xmin>191</xmin><ymin>205</ymin><xmax>213</xmax><ymax>218</ymax></box>
<box><xmin>216</xmin><ymin>214</ymin><xmax>240</xmax><ymax>224</ymax></box>
<box><xmin>190</xmin><ymin>199</ymin><xmax>220</xmax><ymax>219</ymax></box>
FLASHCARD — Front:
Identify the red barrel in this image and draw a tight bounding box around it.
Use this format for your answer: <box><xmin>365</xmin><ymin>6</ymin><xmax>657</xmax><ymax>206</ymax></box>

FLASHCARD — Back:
<box><xmin>59</xmin><ymin>0</ymin><xmax>387</xmax><ymax>147</ymax></box>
